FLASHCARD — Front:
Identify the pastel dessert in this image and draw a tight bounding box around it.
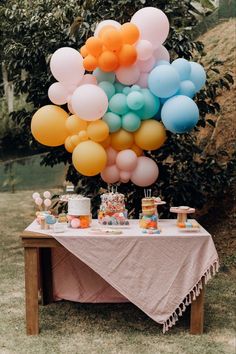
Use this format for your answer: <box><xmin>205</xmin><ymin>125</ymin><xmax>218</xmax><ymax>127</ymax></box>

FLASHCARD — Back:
<box><xmin>67</xmin><ymin>197</ymin><xmax>91</xmax><ymax>228</ymax></box>
<box><xmin>98</xmin><ymin>192</ymin><xmax>129</xmax><ymax>226</ymax></box>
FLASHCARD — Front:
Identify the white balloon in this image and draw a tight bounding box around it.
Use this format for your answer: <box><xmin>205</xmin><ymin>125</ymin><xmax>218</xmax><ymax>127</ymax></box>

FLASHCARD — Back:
<box><xmin>48</xmin><ymin>82</ymin><xmax>69</xmax><ymax>105</ymax></box>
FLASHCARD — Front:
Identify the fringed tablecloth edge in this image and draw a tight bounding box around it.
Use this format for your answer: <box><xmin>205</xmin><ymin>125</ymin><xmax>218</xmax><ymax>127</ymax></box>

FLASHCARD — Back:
<box><xmin>162</xmin><ymin>258</ymin><xmax>220</xmax><ymax>333</ymax></box>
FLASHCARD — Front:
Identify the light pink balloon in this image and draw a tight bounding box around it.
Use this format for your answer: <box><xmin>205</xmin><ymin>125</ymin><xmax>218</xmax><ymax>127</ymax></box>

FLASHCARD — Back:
<box><xmin>154</xmin><ymin>45</ymin><xmax>170</xmax><ymax>62</ymax></box>
<box><xmin>44</xmin><ymin>198</ymin><xmax>52</xmax><ymax>208</ymax></box>
<box><xmin>71</xmin><ymin>84</ymin><xmax>108</xmax><ymax>121</ymax></box>
<box><xmin>136</xmin><ymin>56</ymin><xmax>156</xmax><ymax>73</ymax></box>
<box><xmin>67</xmin><ymin>98</ymin><xmax>75</xmax><ymax>114</ymax></box>
<box><xmin>136</xmin><ymin>40</ymin><xmax>153</xmax><ymax>61</ymax></box>
<box><xmin>131</xmin><ymin>7</ymin><xmax>169</xmax><ymax>46</ymax></box>
<box><xmin>116</xmin><ymin>149</ymin><xmax>138</xmax><ymax>172</ymax></box>
<box><xmin>131</xmin><ymin>156</ymin><xmax>159</xmax><ymax>187</ymax></box>
<box><xmin>35</xmin><ymin>197</ymin><xmax>43</xmax><ymax>206</ymax></box>
<box><xmin>106</xmin><ymin>147</ymin><xmax>118</xmax><ymax>166</ymax></box>
<box><xmin>50</xmin><ymin>47</ymin><xmax>84</xmax><ymax>85</ymax></box>
<box><xmin>116</xmin><ymin>65</ymin><xmax>140</xmax><ymax>85</ymax></box>
<box><xmin>120</xmin><ymin>170</ymin><xmax>131</xmax><ymax>183</ymax></box>
<box><xmin>101</xmin><ymin>165</ymin><xmax>120</xmax><ymax>184</ymax></box>
<box><xmin>80</xmin><ymin>74</ymin><xmax>97</xmax><ymax>85</ymax></box>
<box><xmin>63</xmin><ymin>83</ymin><xmax>78</xmax><ymax>94</ymax></box>
<box><xmin>135</xmin><ymin>72</ymin><xmax>148</xmax><ymax>88</ymax></box>
<box><xmin>48</xmin><ymin>82</ymin><xmax>69</xmax><ymax>105</ymax></box>
<box><xmin>95</xmin><ymin>20</ymin><xmax>121</xmax><ymax>37</ymax></box>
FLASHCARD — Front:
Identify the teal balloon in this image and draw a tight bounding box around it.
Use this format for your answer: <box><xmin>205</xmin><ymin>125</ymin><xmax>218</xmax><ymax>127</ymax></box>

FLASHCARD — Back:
<box><xmin>98</xmin><ymin>81</ymin><xmax>115</xmax><ymax>100</ymax></box>
<box><xmin>114</xmin><ymin>82</ymin><xmax>125</xmax><ymax>93</ymax></box>
<box><xmin>178</xmin><ymin>80</ymin><xmax>196</xmax><ymax>98</ymax></box>
<box><xmin>131</xmin><ymin>85</ymin><xmax>141</xmax><ymax>91</ymax></box>
<box><xmin>171</xmin><ymin>58</ymin><xmax>191</xmax><ymax>80</ymax></box>
<box><xmin>161</xmin><ymin>95</ymin><xmax>199</xmax><ymax>133</ymax></box>
<box><xmin>148</xmin><ymin>65</ymin><xmax>180</xmax><ymax>98</ymax></box>
<box><xmin>93</xmin><ymin>68</ymin><xmax>115</xmax><ymax>83</ymax></box>
<box><xmin>136</xmin><ymin>88</ymin><xmax>160</xmax><ymax>119</ymax></box>
<box><xmin>109</xmin><ymin>93</ymin><xmax>129</xmax><ymax>115</ymax></box>
<box><xmin>127</xmin><ymin>91</ymin><xmax>144</xmax><ymax>110</ymax></box>
<box><xmin>103</xmin><ymin>112</ymin><xmax>122</xmax><ymax>133</ymax></box>
<box><xmin>189</xmin><ymin>62</ymin><xmax>206</xmax><ymax>91</ymax></box>
<box><xmin>123</xmin><ymin>87</ymin><xmax>132</xmax><ymax>95</ymax></box>
<box><xmin>122</xmin><ymin>112</ymin><xmax>141</xmax><ymax>132</ymax></box>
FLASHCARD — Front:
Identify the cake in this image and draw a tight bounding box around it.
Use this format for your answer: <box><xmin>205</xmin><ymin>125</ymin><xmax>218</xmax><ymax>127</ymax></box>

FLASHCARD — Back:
<box><xmin>98</xmin><ymin>192</ymin><xmax>129</xmax><ymax>226</ymax></box>
<box><xmin>67</xmin><ymin>197</ymin><xmax>91</xmax><ymax>228</ymax></box>
<box><xmin>139</xmin><ymin>197</ymin><xmax>160</xmax><ymax>232</ymax></box>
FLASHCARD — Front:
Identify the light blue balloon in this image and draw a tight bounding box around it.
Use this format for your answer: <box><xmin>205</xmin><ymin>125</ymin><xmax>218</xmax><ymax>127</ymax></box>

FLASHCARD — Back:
<box><xmin>171</xmin><ymin>58</ymin><xmax>191</xmax><ymax>80</ymax></box>
<box><xmin>178</xmin><ymin>80</ymin><xmax>196</xmax><ymax>98</ymax></box>
<box><xmin>156</xmin><ymin>60</ymin><xmax>170</xmax><ymax>66</ymax></box>
<box><xmin>161</xmin><ymin>95</ymin><xmax>199</xmax><ymax>133</ymax></box>
<box><xmin>122</xmin><ymin>112</ymin><xmax>141</xmax><ymax>132</ymax></box>
<box><xmin>136</xmin><ymin>88</ymin><xmax>160</xmax><ymax>119</ymax></box>
<box><xmin>93</xmin><ymin>68</ymin><xmax>115</xmax><ymax>83</ymax></box>
<box><xmin>189</xmin><ymin>62</ymin><xmax>206</xmax><ymax>91</ymax></box>
<box><xmin>123</xmin><ymin>87</ymin><xmax>132</xmax><ymax>95</ymax></box>
<box><xmin>109</xmin><ymin>93</ymin><xmax>129</xmax><ymax>115</ymax></box>
<box><xmin>127</xmin><ymin>91</ymin><xmax>144</xmax><ymax>110</ymax></box>
<box><xmin>99</xmin><ymin>81</ymin><xmax>115</xmax><ymax>100</ymax></box>
<box><xmin>148</xmin><ymin>65</ymin><xmax>180</xmax><ymax>98</ymax></box>
<box><xmin>131</xmin><ymin>85</ymin><xmax>141</xmax><ymax>91</ymax></box>
<box><xmin>114</xmin><ymin>82</ymin><xmax>125</xmax><ymax>93</ymax></box>
<box><xmin>103</xmin><ymin>112</ymin><xmax>122</xmax><ymax>133</ymax></box>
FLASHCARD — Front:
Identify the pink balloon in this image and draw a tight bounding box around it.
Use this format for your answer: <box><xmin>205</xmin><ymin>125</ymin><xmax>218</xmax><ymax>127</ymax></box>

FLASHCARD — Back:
<box><xmin>80</xmin><ymin>74</ymin><xmax>97</xmax><ymax>85</ymax></box>
<box><xmin>154</xmin><ymin>45</ymin><xmax>170</xmax><ymax>62</ymax></box>
<box><xmin>106</xmin><ymin>147</ymin><xmax>118</xmax><ymax>166</ymax></box>
<box><xmin>136</xmin><ymin>56</ymin><xmax>156</xmax><ymax>73</ymax></box>
<box><xmin>101</xmin><ymin>165</ymin><xmax>120</xmax><ymax>184</ymax></box>
<box><xmin>67</xmin><ymin>98</ymin><xmax>75</xmax><ymax>114</ymax></box>
<box><xmin>135</xmin><ymin>72</ymin><xmax>148</xmax><ymax>88</ymax></box>
<box><xmin>35</xmin><ymin>197</ymin><xmax>43</xmax><ymax>206</ymax></box>
<box><xmin>63</xmin><ymin>83</ymin><xmax>78</xmax><ymax>94</ymax></box>
<box><xmin>131</xmin><ymin>7</ymin><xmax>169</xmax><ymax>46</ymax></box>
<box><xmin>116</xmin><ymin>65</ymin><xmax>141</xmax><ymax>85</ymax></box>
<box><xmin>136</xmin><ymin>40</ymin><xmax>153</xmax><ymax>61</ymax></box>
<box><xmin>116</xmin><ymin>150</ymin><xmax>138</xmax><ymax>172</ymax></box>
<box><xmin>120</xmin><ymin>170</ymin><xmax>131</xmax><ymax>183</ymax></box>
<box><xmin>71</xmin><ymin>84</ymin><xmax>108</xmax><ymax>121</ymax></box>
<box><xmin>131</xmin><ymin>156</ymin><xmax>159</xmax><ymax>187</ymax></box>
<box><xmin>71</xmin><ymin>218</ymin><xmax>80</xmax><ymax>228</ymax></box>
<box><xmin>50</xmin><ymin>47</ymin><xmax>84</xmax><ymax>85</ymax></box>
<box><xmin>48</xmin><ymin>82</ymin><xmax>69</xmax><ymax>105</ymax></box>
<box><xmin>44</xmin><ymin>198</ymin><xmax>52</xmax><ymax>208</ymax></box>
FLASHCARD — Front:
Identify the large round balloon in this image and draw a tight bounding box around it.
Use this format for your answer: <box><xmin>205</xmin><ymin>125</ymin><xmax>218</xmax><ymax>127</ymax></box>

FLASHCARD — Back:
<box><xmin>110</xmin><ymin>129</ymin><xmax>134</xmax><ymax>150</ymax></box>
<box><xmin>189</xmin><ymin>62</ymin><xmax>206</xmax><ymax>92</ymax></box>
<box><xmin>116</xmin><ymin>65</ymin><xmax>140</xmax><ymax>85</ymax></box>
<box><xmin>134</xmin><ymin>120</ymin><xmax>166</xmax><ymax>150</ymax></box>
<box><xmin>148</xmin><ymin>65</ymin><xmax>180</xmax><ymax>98</ymax></box>
<box><xmin>153</xmin><ymin>45</ymin><xmax>170</xmax><ymax>62</ymax></box>
<box><xmin>116</xmin><ymin>149</ymin><xmax>138</xmax><ymax>172</ymax></box>
<box><xmin>31</xmin><ymin>105</ymin><xmax>69</xmax><ymax>147</ymax></box>
<box><xmin>161</xmin><ymin>95</ymin><xmax>199</xmax><ymax>133</ymax></box>
<box><xmin>131</xmin><ymin>7</ymin><xmax>169</xmax><ymax>46</ymax></box>
<box><xmin>131</xmin><ymin>156</ymin><xmax>159</xmax><ymax>187</ymax></box>
<box><xmin>50</xmin><ymin>47</ymin><xmax>84</xmax><ymax>85</ymax></box>
<box><xmin>171</xmin><ymin>58</ymin><xmax>191</xmax><ymax>81</ymax></box>
<box><xmin>72</xmin><ymin>141</ymin><xmax>107</xmax><ymax>176</ymax></box>
<box><xmin>101</xmin><ymin>164</ymin><xmax>120</xmax><ymax>184</ymax></box>
<box><xmin>87</xmin><ymin>120</ymin><xmax>109</xmax><ymax>142</ymax></box>
<box><xmin>71</xmin><ymin>84</ymin><xmax>108</xmax><ymax>120</ymax></box>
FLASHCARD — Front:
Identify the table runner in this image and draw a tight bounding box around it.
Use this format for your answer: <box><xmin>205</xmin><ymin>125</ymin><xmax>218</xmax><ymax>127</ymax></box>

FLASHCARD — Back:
<box><xmin>26</xmin><ymin>219</ymin><xmax>219</xmax><ymax>332</ymax></box>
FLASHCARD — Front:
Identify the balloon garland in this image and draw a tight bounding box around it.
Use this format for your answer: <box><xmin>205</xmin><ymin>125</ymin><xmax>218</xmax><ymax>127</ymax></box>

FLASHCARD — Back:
<box><xmin>31</xmin><ymin>7</ymin><xmax>206</xmax><ymax>187</ymax></box>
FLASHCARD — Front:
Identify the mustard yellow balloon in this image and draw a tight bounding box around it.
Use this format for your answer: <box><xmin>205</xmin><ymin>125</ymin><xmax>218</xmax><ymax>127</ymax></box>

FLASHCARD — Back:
<box><xmin>87</xmin><ymin>120</ymin><xmax>109</xmax><ymax>142</ymax></box>
<box><xmin>65</xmin><ymin>115</ymin><xmax>88</xmax><ymax>134</ymax></box>
<box><xmin>131</xmin><ymin>144</ymin><xmax>143</xmax><ymax>157</ymax></box>
<box><xmin>100</xmin><ymin>135</ymin><xmax>111</xmax><ymax>149</ymax></box>
<box><xmin>70</xmin><ymin>135</ymin><xmax>80</xmax><ymax>146</ymax></box>
<box><xmin>64</xmin><ymin>136</ymin><xmax>74</xmax><ymax>153</ymax></box>
<box><xmin>134</xmin><ymin>120</ymin><xmax>167</xmax><ymax>151</ymax></box>
<box><xmin>78</xmin><ymin>130</ymin><xmax>89</xmax><ymax>141</ymax></box>
<box><xmin>31</xmin><ymin>105</ymin><xmax>69</xmax><ymax>146</ymax></box>
<box><xmin>110</xmin><ymin>129</ymin><xmax>134</xmax><ymax>151</ymax></box>
<box><xmin>72</xmin><ymin>141</ymin><xmax>107</xmax><ymax>176</ymax></box>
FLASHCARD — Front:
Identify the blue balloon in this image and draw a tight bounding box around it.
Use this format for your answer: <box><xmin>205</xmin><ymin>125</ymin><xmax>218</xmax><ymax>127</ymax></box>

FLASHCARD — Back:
<box><xmin>171</xmin><ymin>58</ymin><xmax>191</xmax><ymax>80</ymax></box>
<box><xmin>178</xmin><ymin>80</ymin><xmax>196</xmax><ymax>98</ymax></box>
<box><xmin>122</xmin><ymin>112</ymin><xmax>141</xmax><ymax>132</ymax></box>
<box><xmin>136</xmin><ymin>88</ymin><xmax>160</xmax><ymax>119</ymax></box>
<box><xmin>189</xmin><ymin>62</ymin><xmax>206</xmax><ymax>91</ymax></box>
<box><xmin>109</xmin><ymin>93</ymin><xmax>129</xmax><ymax>115</ymax></box>
<box><xmin>103</xmin><ymin>112</ymin><xmax>122</xmax><ymax>133</ymax></box>
<box><xmin>148</xmin><ymin>65</ymin><xmax>180</xmax><ymax>98</ymax></box>
<box><xmin>123</xmin><ymin>87</ymin><xmax>132</xmax><ymax>95</ymax></box>
<box><xmin>93</xmin><ymin>69</ymin><xmax>115</xmax><ymax>83</ymax></box>
<box><xmin>127</xmin><ymin>91</ymin><xmax>144</xmax><ymax>110</ymax></box>
<box><xmin>161</xmin><ymin>95</ymin><xmax>199</xmax><ymax>133</ymax></box>
<box><xmin>114</xmin><ymin>82</ymin><xmax>125</xmax><ymax>93</ymax></box>
<box><xmin>99</xmin><ymin>81</ymin><xmax>115</xmax><ymax>100</ymax></box>
<box><xmin>156</xmin><ymin>60</ymin><xmax>170</xmax><ymax>66</ymax></box>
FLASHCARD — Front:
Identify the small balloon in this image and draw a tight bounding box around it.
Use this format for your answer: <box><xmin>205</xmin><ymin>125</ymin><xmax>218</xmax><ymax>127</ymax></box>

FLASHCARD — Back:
<box><xmin>101</xmin><ymin>165</ymin><xmax>120</xmax><ymax>184</ymax></box>
<box><xmin>106</xmin><ymin>147</ymin><xmax>118</xmax><ymax>166</ymax></box>
<box><xmin>122</xmin><ymin>112</ymin><xmax>141</xmax><ymax>132</ymax></box>
<box><xmin>116</xmin><ymin>64</ymin><xmax>140</xmax><ymax>85</ymax></box>
<box><xmin>110</xmin><ymin>129</ymin><xmax>134</xmax><ymax>151</ymax></box>
<box><xmin>116</xmin><ymin>149</ymin><xmax>138</xmax><ymax>172</ymax></box>
<box><xmin>103</xmin><ymin>112</ymin><xmax>122</xmax><ymax>133</ymax></box>
<box><xmin>48</xmin><ymin>82</ymin><xmax>69</xmax><ymax>105</ymax></box>
<box><xmin>87</xmin><ymin>120</ymin><xmax>109</xmax><ymax>142</ymax></box>
<box><xmin>148</xmin><ymin>65</ymin><xmax>180</xmax><ymax>98</ymax></box>
<box><xmin>131</xmin><ymin>156</ymin><xmax>159</xmax><ymax>187</ymax></box>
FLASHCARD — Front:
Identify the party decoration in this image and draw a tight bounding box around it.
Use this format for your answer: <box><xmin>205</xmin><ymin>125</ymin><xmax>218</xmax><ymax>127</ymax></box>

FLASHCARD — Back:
<box><xmin>110</xmin><ymin>129</ymin><xmax>134</xmax><ymax>150</ymax></box>
<box><xmin>106</xmin><ymin>147</ymin><xmax>118</xmax><ymax>166</ymax></box>
<box><xmin>48</xmin><ymin>82</ymin><xmax>69</xmax><ymax>105</ymax></box>
<box><xmin>131</xmin><ymin>156</ymin><xmax>159</xmax><ymax>187</ymax></box>
<box><xmin>148</xmin><ymin>65</ymin><xmax>180</xmax><ymax>98</ymax></box>
<box><xmin>101</xmin><ymin>165</ymin><xmax>120</xmax><ymax>184</ymax></box>
<box><xmin>189</xmin><ymin>62</ymin><xmax>206</xmax><ymax>91</ymax></box>
<box><xmin>122</xmin><ymin>112</ymin><xmax>141</xmax><ymax>132</ymax></box>
<box><xmin>116</xmin><ymin>149</ymin><xmax>138</xmax><ymax>171</ymax></box>
<box><xmin>134</xmin><ymin>120</ymin><xmax>166</xmax><ymax>150</ymax></box>
<box><xmin>120</xmin><ymin>23</ymin><xmax>140</xmax><ymax>44</ymax></box>
<box><xmin>87</xmin><ymin>120</ymin><xmax>109</xmax><ymax>142</ymax></box>
<box><xmin>171</xmin><ymin>58</ymin><xmax>191</xmax><ymax>81</ymax></box>
<box><xmin>65</xmin><ymin>115</ymin><xmax>88</xmax><ymax>134</ymax></box>
<box><xmin>103</xmin><ymin>112</ymin><xmax>122</xmax><ymax>132</ymax></box>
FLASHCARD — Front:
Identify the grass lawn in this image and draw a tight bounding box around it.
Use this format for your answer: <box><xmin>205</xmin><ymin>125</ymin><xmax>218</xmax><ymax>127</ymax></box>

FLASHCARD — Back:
<box><xmin>0</xmin><ymin>191</ymin><xmax>235</xmax><ymax>354</ymax></box>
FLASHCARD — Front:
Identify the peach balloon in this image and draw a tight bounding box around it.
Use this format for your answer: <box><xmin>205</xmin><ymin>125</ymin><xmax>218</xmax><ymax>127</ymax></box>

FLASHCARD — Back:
<box><xmin>87</xmin><ymin>120</ymin><xmax>109</xmax><ymax>142</ymax></box>
<box><xmin>118</xmin><ymin>44</ymin><xmax>137</xmax><ymax>67</ymax></box>
<box><xmin>83</xmin><ymin>55</ymin><xmax>98</xmax><ymax>71</ymax></box>
<box><xmin>120</xmin><ymin>23</ymin><xmax>140</xmax><ymax>45</ymax></box>
<box><xmin>116</xmin><ymin>149</ymin><xmax>138</xmax><ymax>172</ymax></box>
<box><xmin>85</xmin><ymin>36</ymin><xmax>103</xmax><ymax>57</ymax></box>
<box><xmin>120</xmin><ymin>170</ymin><xmax>131</xmax><ymax>183</ymax></box>
<box><xmin>101</xmin><ymin>165</ymin><xmax>120</xmax><ymax>184</ymax></box>
<box><xmin>136</xmin><ymin>55</ymin><xmax>156</xmax><ymax>73</ymax></box>
<box><xmin>106</xmin><ymin>147</ymin><xmax>118</xmax><ymax>166</ymax></box>
<box><xmin>98</xmin><ymin>51</ymin><xmax>119</xmax><ymax>72</ymax></box>
<box><xmin>134</xmin><ymin>120</ymin><xmax>167</xmax><ymax>151</ymax></box>
<box><xmin>154</xmin><ymin>45</ymin><xmax>170</xmax><ymax>62</ymax></box>
<box><xmin>135</xmin><ymin>72</ymin><xmax>148</xmax><ymax>88</ymax></box>
<box><xmin>136</xmin><ymin>40</ymin><xmax>153</xmax><ymax>61</ymax></box>
<box><xmin>80</xmin><ymin>74</ymin><xmax>97</xmax><ymax>85</ymax></box>
<box><xmin>65</xmin><ymin>115</ymin><xmax>88</xmax><ymax>134</ymax></box>
<box><xmin>48</xmin><ymin>82</ymin><xmax>69</xmax><ymax>105</ymax></box>
<box><xmin>110</xmin><ymin>129</ymin><xmax>134</xmax><ymax>151</ymax></box>
<box><xmin>131</xmin><ymin>156</ymin><xmax>159</xmax><ymax>187</ymax></box>
<box><xmin>116</xmin><ymin>64</ymin><xmax>140</xmax><ymax>85</ymax></box>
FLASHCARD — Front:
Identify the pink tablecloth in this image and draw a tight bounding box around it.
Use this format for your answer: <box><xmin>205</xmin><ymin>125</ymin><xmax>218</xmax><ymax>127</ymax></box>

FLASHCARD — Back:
<box><xmin>26</xmin><ymin>219</ymin><xmax>219</xmax><ymax>332</ymax></box>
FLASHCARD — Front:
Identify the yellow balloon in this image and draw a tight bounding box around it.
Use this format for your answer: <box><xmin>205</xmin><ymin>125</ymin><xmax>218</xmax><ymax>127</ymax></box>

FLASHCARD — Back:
<box><xmin>64</xmin><ymin>136</ymin><xmax>74</xmax><ymax>153</ymax></box>
<box><xmin>134</xmin><ymin>120</ymin><xmax>167</xmax><ymax>151</ymax></box>
<box><xmin>110</xmin><ymin>129</ymin><xmax>134</xmax><ymax>151</ymax></box>
<box><xmin>72</xmin><ymin>141</ymin><xmax>107</xmax><ymax>176</ymax></box>
<box><xmin>87</xmin><ymin>120</ymin><xmax>109</xmax><ymax>142</ymax></box>
<box><xmin>65</xmin><ymin>115</ymin><xmax>88</xmax><ymax>134</ymax></box>
<box><xmin>131</xmin><ymin>144</ymin><xmax>143</xmax><ymax>156</ymax></box>
<box><xmin>100</xmin><ymin>135</ymin><xmax>111</xmax><ymax>148</ymax></box>
<box><xmin>70</xmin><ymin>135</ymin><xmax>81</xmax><ymax>146</ymax></box>
<box><xmin>78</xmin><ymin>130</ymin><xmax>89</xmax><ymax>141</ymax></box>
<box><xmin>31</xmin><ymin>105</ymin><xmax>69</xmax><ymax>146</ymax></box>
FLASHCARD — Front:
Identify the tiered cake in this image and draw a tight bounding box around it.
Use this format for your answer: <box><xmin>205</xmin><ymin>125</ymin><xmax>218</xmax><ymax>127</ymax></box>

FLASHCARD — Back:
<box><xmin>139</xmin><ymin>197</ymin><xmax>160</xmax><ymax>233</ymax></box>
<box><xmin>98</xmin><ymin>192</ymin><xmax>129</xmax><ymax>226</ymax></box>
<box><xmin>67</xmin><ymin>196</ymin><xmax>91</xmax><ymax>228</ymax></box>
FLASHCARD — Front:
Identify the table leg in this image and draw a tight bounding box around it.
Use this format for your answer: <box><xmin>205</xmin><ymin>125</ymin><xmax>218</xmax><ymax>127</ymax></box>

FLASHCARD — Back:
<box><xmin>190</xmin><ymin>284</ymin><xmax>205</xmax><ymax>334</ymax></box>
<box><xmin>39</xmin><ymin>248</ymin><xmax>54</xmax><ymax>305</ymax></box>
<box><xmin>24</xmin><ymin>247</ymin><xmax>39</xmax><ymax>335</ymax></box>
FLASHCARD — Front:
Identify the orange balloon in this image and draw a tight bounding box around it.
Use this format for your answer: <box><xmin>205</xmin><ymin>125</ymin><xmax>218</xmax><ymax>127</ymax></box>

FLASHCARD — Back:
<box><xmin>100</xmin><ymin>135</ymin><xmax>111</xmax><ymax>148</ymax></box>
<box><xmin>98</xmin><ymin>25</ymin><xmax>116</xmax><ymax>39</ymax></box>
<box><xmin>64</xmin><ymin>136</ymin><xmax>74</xmax><ymax>153</ymax></box>
<box><xmin>65</xmin><ymin>115</ymin><xmax>88</xmax><ymax>134</ymax></box>
<box><xmin>98</xmin><ymin>51</ymin><xmax>119</xmax><ymax>72</ymax></box>
<box><xmin>80</xmin><ymin>45</ymin><xmax>88</xmax><ymax>57</ymax></box>
<box><xmin>118</xmin><ymin>44</ymin><xmax>137</xmax><ymax>67</ymax></box>
<box><xmin>131</xmin><ymin>144</ymin><xmax>143</xmax><ymax>157</ymax></box>
<box><xmin>83</xmin><ymin>55</ymin><xmax>98</xmax><ymax>71</ymax></box>
<box><xmin>70</xmin><ymin>135</ymin><xmax>80</xmax><ymax>146</ymax></box>
<box><xmin>87</xmin><ymin>120</ymin><xmax>109</xmax><ymax>142</ymax></box>
<box><xmin>78</xmin><ymin>130</ymin><xmax>89</xmax><ymax>141</ymax></box>
<box><xmin>85</xmin><ymin>36</ymin><xmax>103</xmax><ymax>57</ymax></box>
<box><xmin>110</xmin><ymin>129</ymin><xmax>134</xmax><ymax>151</ymax></box>
<box><xmin>120</xmin><ymin>23</ymin><xmax>140</xmax><ymax>45</ymax></box>
<box><xmin>134</xmin><ymin>120</ymin><xmax>167</xmax><ymax>151</ymax></box>
<box><xmin>101</xmin><ymin>29</ymin><xmax>123</xmax><ymax>51</ymax></box>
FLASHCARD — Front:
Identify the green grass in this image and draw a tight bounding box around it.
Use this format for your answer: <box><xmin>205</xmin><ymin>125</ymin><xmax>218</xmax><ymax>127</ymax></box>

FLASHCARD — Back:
<box><xmin>0</xmin><ymin>191</ymin><xmax>235</xmax><ymax>354</ymax></box>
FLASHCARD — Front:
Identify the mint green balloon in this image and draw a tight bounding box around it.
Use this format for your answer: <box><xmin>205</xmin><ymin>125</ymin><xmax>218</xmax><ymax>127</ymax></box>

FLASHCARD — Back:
<box><xmin>131</xmin><ymin>85</ymin><xmax>141</xmax><ymax>91</ymax></box>
<box><xmin>103</xmin><ymin>112</ymin><xmax>121</xmax><ymax>133</ymax></box>
<box><xmin>114</xmin><ymin>82</ymin><xmax>125</xmax><ymax>93</ymax></box>
<box><xmin>122</xmin><ymin>112</ymin><xmax>141</xmax><ymax>132</ymax></box>
<box><xmin>123</xmin><ymin>87</ymin><xmax>132</xmax><ymax>95</ymax></box>
<box><xmin>109</xmin><ymin>93</ymin><xmax>129</xmax><ymax>115</ymax></box>
<box><xmin>136</xmin><ymin>88</ymin><xmax>160</xmax><ymax>120</ymax></box>
<box><xmin>99</xmin><ymin>81</ymin><xmax>115</xmax><ymax>100</ymax></box>
<box><xmin>127</xmin><ymin>91</ymin><xmax>144</xmax><ymax>110</ymax></box>
<box><xmin>93</xmin><ymin>68</ymin><xmax>115</xmax><ymax>83</ymax></box>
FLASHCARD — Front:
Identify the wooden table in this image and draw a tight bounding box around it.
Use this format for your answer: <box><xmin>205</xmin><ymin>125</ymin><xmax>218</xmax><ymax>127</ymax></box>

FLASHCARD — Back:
<box><xmin>20</xmin><ymin>229</ymin><xmax>205</xmax><ymax>336</ymax></box>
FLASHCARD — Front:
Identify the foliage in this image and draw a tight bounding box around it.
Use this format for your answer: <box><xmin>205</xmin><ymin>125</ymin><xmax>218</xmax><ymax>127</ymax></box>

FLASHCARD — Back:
<box><xmin>0</xmin><ymin>0</ymin><xmax>235</xmax><ymax>216</ymax></box>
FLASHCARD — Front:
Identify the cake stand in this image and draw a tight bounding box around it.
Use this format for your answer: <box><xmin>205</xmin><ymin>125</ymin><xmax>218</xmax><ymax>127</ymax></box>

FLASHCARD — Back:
<box><xmin>170</xmin><ymin>206</ymin><xmax>195</xmax><ymax>224</ymax></box>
